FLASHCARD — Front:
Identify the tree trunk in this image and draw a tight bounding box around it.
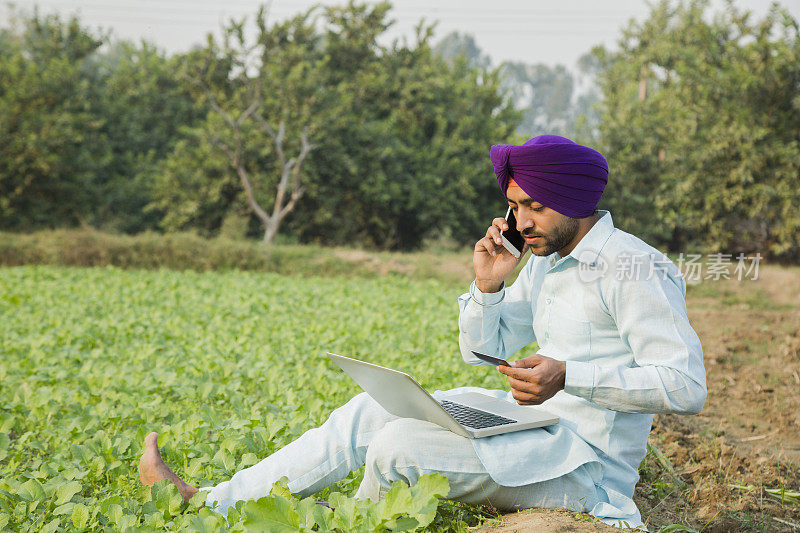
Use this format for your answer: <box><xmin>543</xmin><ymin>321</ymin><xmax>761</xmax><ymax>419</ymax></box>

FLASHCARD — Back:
<box><xmin>263</xmin><ymin>220</ymin><xmax>279</xmax><ymax>245</ymax></box>
<box><xmin>186</xmin><ymin>73</ymin><xmax>313</xmax><ymax>247</ymax></box>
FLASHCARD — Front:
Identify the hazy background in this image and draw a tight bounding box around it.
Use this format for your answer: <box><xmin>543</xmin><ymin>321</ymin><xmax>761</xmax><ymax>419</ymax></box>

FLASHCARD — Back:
<box><xmin>16</xmin><ymin>0</ymin><xmax>800</xmax><ymax>66</ymax></box>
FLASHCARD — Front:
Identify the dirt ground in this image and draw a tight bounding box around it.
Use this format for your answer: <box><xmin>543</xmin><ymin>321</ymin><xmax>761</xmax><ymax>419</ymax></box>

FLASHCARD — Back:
<box><xmin>472</xmin><ymin>265</ymin><xmax>800</xmax><ymax>532</ymax></box>
<box><xmin>471</xmin><ymin>508</ymin><xmax>618</xmax><ymax>532</ymax></box>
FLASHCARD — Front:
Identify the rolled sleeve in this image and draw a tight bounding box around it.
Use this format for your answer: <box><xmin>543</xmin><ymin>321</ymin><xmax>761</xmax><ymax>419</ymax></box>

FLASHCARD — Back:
<box><xmin>564</xmin><ymin>360</ymin><xmax>596</xmax><ymax>400</ymax></box>
<box><xmin>469</xmin><ymin>280</ymin><xmax>505</xmax><ymax>306</ymax></box>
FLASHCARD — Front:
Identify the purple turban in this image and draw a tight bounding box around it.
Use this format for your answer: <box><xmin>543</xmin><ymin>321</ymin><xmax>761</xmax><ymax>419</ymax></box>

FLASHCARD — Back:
<box><xmin>490</xmin><ymin>135</ymin><xmax>608</xmax><ymax>218</ymax></box>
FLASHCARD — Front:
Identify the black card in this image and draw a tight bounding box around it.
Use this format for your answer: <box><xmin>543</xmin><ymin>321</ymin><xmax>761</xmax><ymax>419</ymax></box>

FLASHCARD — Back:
<box><xmin>471</xmin><ymin>351</ymin><xmax>511</xmax><ymax>367</ymax></box>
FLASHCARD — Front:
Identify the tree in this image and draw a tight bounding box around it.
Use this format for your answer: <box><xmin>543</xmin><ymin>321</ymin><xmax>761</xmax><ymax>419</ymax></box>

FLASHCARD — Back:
<box><xmin>151</xmin><ymin>2</ymin><xmax>520</xmax><ymax>250</ymax></box>
<box><xmin>498</xmin><ymin>62</ymin><xmax>575</xmax><ymax>136</ymax></box>
<box><xmin>88</xmin><ymin>40</ymin><xmax>203</xmax><ymax>232</ymax></box>
<box><xmin>151</xmin><ymin>7</ymin><xmax>322</xmax><ymax>244</ymax></box>
<box><xmin>0</xmin><ymin>9</ymin><xmax>107</xmax><ymax>229</ymax></box>
<box><xmin>432</xmin><ymin>31</ymin><xmax>492</xmax><ymax>69</ymax></box>
<box><xmin>593</xmin><ymin>0</ymin><xmax>800</xmax><ymax>260</ymax></box>
<box><xmin>288</xmin><ymin>7</ymin><xmax>519</xmax><ymax>250</ymax></box>
<box><xmin>433</xmin><ymin>31</ymin><xmax>601</xmax><ymax>142</ymax></box>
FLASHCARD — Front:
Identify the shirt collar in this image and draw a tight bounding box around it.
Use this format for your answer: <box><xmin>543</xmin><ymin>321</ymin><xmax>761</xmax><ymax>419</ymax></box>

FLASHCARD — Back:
<box><xmin>549</xmin><ymin>210</ymin><xmax>615</xmax><ymax>267</ymax></box>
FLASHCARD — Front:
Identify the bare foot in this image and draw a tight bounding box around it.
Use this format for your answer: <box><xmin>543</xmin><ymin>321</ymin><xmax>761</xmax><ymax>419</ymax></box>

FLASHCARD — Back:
<box><xmin>139</xmin><ymin>432</ymin><xmax>166</xmax><ymax>485</ymax></box>
<box><xmin>138</xmin><ymin>432</ymin><xmax>199</xmax><ymax>501</ymax></box>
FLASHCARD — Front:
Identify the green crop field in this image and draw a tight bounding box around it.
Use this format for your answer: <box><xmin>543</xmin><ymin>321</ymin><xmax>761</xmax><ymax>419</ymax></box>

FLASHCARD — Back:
<box><xmin>0</xmin><ymin>266</ymin><xmax>532</xmax><ymax>532</ymax></box>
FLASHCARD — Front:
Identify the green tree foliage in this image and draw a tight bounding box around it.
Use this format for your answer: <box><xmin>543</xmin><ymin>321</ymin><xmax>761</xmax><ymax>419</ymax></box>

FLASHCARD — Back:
<box><xmin>594</xmin><ymin>0</ymin><xmax>800</xmax><ymax>259</ymax></box>
<box><xmin>0</xmin><ymin>10</ymin><xmax>106</xmax><ymax>228</ymax></box>
<box><xmin>89</xmin><ymin>41</ymin><xmax>203</xmax><ymax>232</ymax></box>
<box><xmin>151</xmin><ymin>3</ymin><xmax>519</xmax><ymax>250</ymax></box>
<box><xmin>0</xmin><ymin>9</ymin><xmax>201</xmax><ymax>233</ymax></box>
<box><xmin>150</xmin><ymin>8</ymin><xmax>324</xmax><ymax>240</ymax></box>
<box><xmin>8</xmin><ymin>1</ymin><xmax>797</xmax><ymax>258</ymax></box>
<box><xmin>299</xmin><ymin>7</ymin><xmax>519</xmax><ymax>249</ymax></box>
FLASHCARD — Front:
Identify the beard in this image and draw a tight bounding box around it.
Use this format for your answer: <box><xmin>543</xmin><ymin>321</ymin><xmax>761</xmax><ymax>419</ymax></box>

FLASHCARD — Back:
<box><xmin>523</xmin><ymin>217</ymin><xmax>580</xmax><ymax>256</ymax></box>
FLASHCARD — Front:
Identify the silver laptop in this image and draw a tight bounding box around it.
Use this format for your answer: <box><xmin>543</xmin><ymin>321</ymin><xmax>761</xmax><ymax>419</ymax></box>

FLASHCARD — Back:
<box><xmin>328</xmin><ymin>352</ymin><xmax>559</xmax><ymax>439</ymax></box>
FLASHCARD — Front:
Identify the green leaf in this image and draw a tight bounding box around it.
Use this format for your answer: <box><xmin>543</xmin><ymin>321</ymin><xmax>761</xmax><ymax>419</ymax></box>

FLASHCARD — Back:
<box><xmin>410</xmin><ymin>473</ymin><xmax>450</xmax><ymax>500</ymax></box>
<box><xmin>268</xmin><ymin>477</ymin><xmax>294</xmax><ymax>500</ymax></box>
<box><xmin>242</xmin><ymin>494</ymin><xmax>301</xmax><ymax>532</ymax></box>
<box><xmin>187</xmin><ymin>514</ymin><xmax>222</xmax><ymax>533</ymax></box>
<box><xmin>71</xmin><ymin>503</ymin><xmax>89</xmax><ymax>530</ymax></box>
<box><xmin>329</xmin><ymin>492</ymin><xmax>359</xmax><ymax>531</ymax></box>
<box><xmin>406</xmin><ymin>474</ymin><xmax>449</xmax><ymax>527</ymax></box>
<box><xmin>0</xmin><ymin>433</ymin><xmax>9</xmax><ymax>462</ymax></box>
<box><xmin>99</xmin><ymin>495</ymin><xmax>123</xmax><ymax>517</ymax></box>
<box><xmin>53</xmin><ymin>503</ymin><xmax>75</xmax><ymax>516</ymax></box>
<box><xmin>40</xmin><ymin>517</ymin><xmax>60</xmax><ymax>533</ymax></box>
<box><xmin>381</xmin><ymin>481</ymin><xmax>414</xmax><ymax>519</ymax></box>
<box><xmin>189</xmin><ymin>490</ymin><xmax>209</xmax><ymax>510</ymax></box>
<box><xmin>390</xmin><ymin>516</ymin><xmax>419</xmax><ymax>531</ymax></box>
<box><xmin>106</xmin><ymin>503</ymin><xmax>123</xmax><ymax>525</ymax></box>
<box><xmin>296</xmin><ymin>496</ymin><xmax>332</xmax><ymax>530</ymax></box>
<box><xmin>114</xmin><ymin>435</ymin><xmax>132</xmax><ymax>455</ymax></box>
<box><xmin>239</xmin><ymin>452</ymin><xmax>259</xmax><ymax>468</ymax></box>
<box><xmin>117</xmin><ymin>514</ymin><xmax>139</xmax><ymax>530</ymax></box>
<box><xmin>55</xmin><ymin>480</ymin><xmax>82</xmax><ymax>506</ymax></box>
<box><xmin>17</xmin><ymin>479</ymin><xmax>46</xmax><ymax>502</ymax></box>
<box><xmin>150</xmin><ymin>478</ymin><xmax>173</xmax><ymax>510</ymax></box>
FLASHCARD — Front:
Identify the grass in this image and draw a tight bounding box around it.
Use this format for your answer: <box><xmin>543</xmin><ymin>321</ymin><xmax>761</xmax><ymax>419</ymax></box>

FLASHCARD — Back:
<box><xmin>0</xmin><ymin>229</ymin><xmax>477</xmax><ymax>286</ymax></box>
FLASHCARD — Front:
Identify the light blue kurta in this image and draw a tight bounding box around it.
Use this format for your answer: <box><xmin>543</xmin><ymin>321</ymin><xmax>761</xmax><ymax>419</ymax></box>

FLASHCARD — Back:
<box><xmin>457</xmin><ymin>210</ymin><xmax>707</xmax><ymax>527</ymax></box>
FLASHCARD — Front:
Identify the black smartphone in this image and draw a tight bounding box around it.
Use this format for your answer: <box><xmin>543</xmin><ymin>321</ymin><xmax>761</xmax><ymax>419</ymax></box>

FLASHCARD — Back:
<box><xmin>471</xmin><ymin>351</ymin><xmax>511</xmax><ymax>367</ymax></box>
<box><xmin>500</xmin><ymin>207</ymin><xmax>525</xmax><ymax>258</ymax></box>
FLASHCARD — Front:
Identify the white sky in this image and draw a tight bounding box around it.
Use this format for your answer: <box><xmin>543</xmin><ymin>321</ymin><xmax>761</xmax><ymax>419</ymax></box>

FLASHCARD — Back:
<box><xmin>8</xmin><ymin>0</ymin><xmax>800</xmax><ymax>68</ymax></box>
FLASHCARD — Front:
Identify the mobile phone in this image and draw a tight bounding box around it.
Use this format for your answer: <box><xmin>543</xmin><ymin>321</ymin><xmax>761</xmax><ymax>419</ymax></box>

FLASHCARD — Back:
<box><xmin>471</xmin><ymin>351</ymin><xmax>511</xmax><ymax>367</ymax></box>
<box><xmin>500</xmin><ymin>207</ymin><xmax>525</xmax><ymax>258</ymax></box>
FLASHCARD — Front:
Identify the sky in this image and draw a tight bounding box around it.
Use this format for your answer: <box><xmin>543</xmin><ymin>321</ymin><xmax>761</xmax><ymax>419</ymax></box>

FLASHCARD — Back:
<box><xmin>8</xmin><ymin>0</ymin><xmax>800</xmax><ymax>68</ymax></box>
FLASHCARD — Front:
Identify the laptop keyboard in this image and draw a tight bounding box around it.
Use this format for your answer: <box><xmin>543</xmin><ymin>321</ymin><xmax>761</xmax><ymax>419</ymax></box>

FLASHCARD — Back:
<box><xmin>439</xmin><ymin>400</ymin><xmax>517</xmax><ymax>429</ymax></box>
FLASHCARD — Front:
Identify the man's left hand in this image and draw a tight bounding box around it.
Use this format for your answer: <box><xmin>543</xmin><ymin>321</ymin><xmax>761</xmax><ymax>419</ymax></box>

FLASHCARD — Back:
<box><xmin>497</xmin><ymin>354</ymin><xmax>566</xmax><ymax>405</ymax></box>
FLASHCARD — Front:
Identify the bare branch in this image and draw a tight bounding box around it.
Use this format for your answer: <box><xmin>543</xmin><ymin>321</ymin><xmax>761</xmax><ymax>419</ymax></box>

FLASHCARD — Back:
<box><xmin>290</xmin><ymin>128</ymin><xmax>314</xmax><ymax>193</ymax></box>
<box><xmin>252</xmin><ymin>113</ymin><xmax>287</xmax><ymax>170</ymax></box>
<box><xmin>272</xmin><ymin>165</ymin><xmax>292</xmax><ymax>222</ymax></box>
<box><xmin>188</xmin><ymin>62</ymin><xmax>314</xmax><ymax>244</ymax></box>
<box><xmin>236</xmin><ymin>163</ymin><xmax>270</xmax><ymax>225</ymax></box>
<box><xmin>277</xmin><ymin>185</ymin><xmax>306</xmax><ymax>221</ymax></box>
<box><xmin>277</xmin><ymin>122</ymin><xmax>286</xmax><ymax>147</ymax></box>
<box><xmin>252</xmin><ymin>112</ymin><xmax>277</xmax><ymax>139</ymax></box>
<box><xmin>182</xmin><ymin>72</ymin><xmax>238</xmax><ymax>130</ymax></box>
<box><xmin>236</xmin><ymin>98</ymin><xmax>261</xmax><ymax>128</ymax></box>
<box><xmin>276</xmin><ymin>130</ymin><xmax>313</xmax><ymax>223</ymax></box>
<box><xmin>208</xmin><ymin>135</ymin><xmax>236</xmax><ymax>163</ymax></box>
<box><xmin>194</xmin><ymin>75</ymin><xmax>271</xmax><ymax>229</ymax></box>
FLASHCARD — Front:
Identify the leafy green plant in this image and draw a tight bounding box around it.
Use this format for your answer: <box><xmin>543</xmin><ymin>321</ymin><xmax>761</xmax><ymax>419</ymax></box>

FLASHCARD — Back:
<box><xmin>234</xmin><ymin>475</ymin><xmax>449</xmax><ymax>532</ymax></box>
<box><xmin>0</xmin><ymin>265</ymin><xmax>523</xmax><ymax>531</ymax></box>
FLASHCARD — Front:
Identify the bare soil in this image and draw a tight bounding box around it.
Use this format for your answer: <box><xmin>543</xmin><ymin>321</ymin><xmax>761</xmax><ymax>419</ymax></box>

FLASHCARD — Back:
<box><xmin>472</xmin><ymin>508</ymin><xmax>618</xmax><ymax>532</ymax></box>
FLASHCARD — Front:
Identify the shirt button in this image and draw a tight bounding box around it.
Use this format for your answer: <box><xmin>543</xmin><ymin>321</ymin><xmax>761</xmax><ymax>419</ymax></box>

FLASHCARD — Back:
<box><xmin>546</xmin><ymin>298</ymin><xmax>552</xmax><ymax>304</ymax></box>
<box><xmin>545</xmin><ymin>332</ymin><xmax>550</xmax><ymax>339</ymax></box>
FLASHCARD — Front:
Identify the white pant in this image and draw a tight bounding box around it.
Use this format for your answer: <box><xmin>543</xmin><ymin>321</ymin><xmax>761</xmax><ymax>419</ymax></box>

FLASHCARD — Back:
<box><xmin>203</xmin><ymin>392</ymin><xmax>600</xmax><ymax>516</ymax></box>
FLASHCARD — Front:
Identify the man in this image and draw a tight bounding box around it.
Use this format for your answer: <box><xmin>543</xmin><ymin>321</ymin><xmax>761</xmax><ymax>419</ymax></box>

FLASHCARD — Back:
<box><xmin>139</xmin><ymin>135</ymin><xmax>706</xmax><ymax>528</ymax></box>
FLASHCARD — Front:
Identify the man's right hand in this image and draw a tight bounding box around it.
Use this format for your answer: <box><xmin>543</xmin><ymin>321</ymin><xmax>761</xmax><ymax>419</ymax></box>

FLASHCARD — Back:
<box><xmin>473</xmin><ymin>217</ymin><xmax>528</xmax><ymax>293</ymax></box>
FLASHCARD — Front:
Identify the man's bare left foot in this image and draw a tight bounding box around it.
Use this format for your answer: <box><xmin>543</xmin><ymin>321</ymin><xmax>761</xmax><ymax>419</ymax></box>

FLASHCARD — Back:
<box><xmin>138</xmin><ymin>432</ymin><xmax>199</xmax><ymax>501</ymax></box>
